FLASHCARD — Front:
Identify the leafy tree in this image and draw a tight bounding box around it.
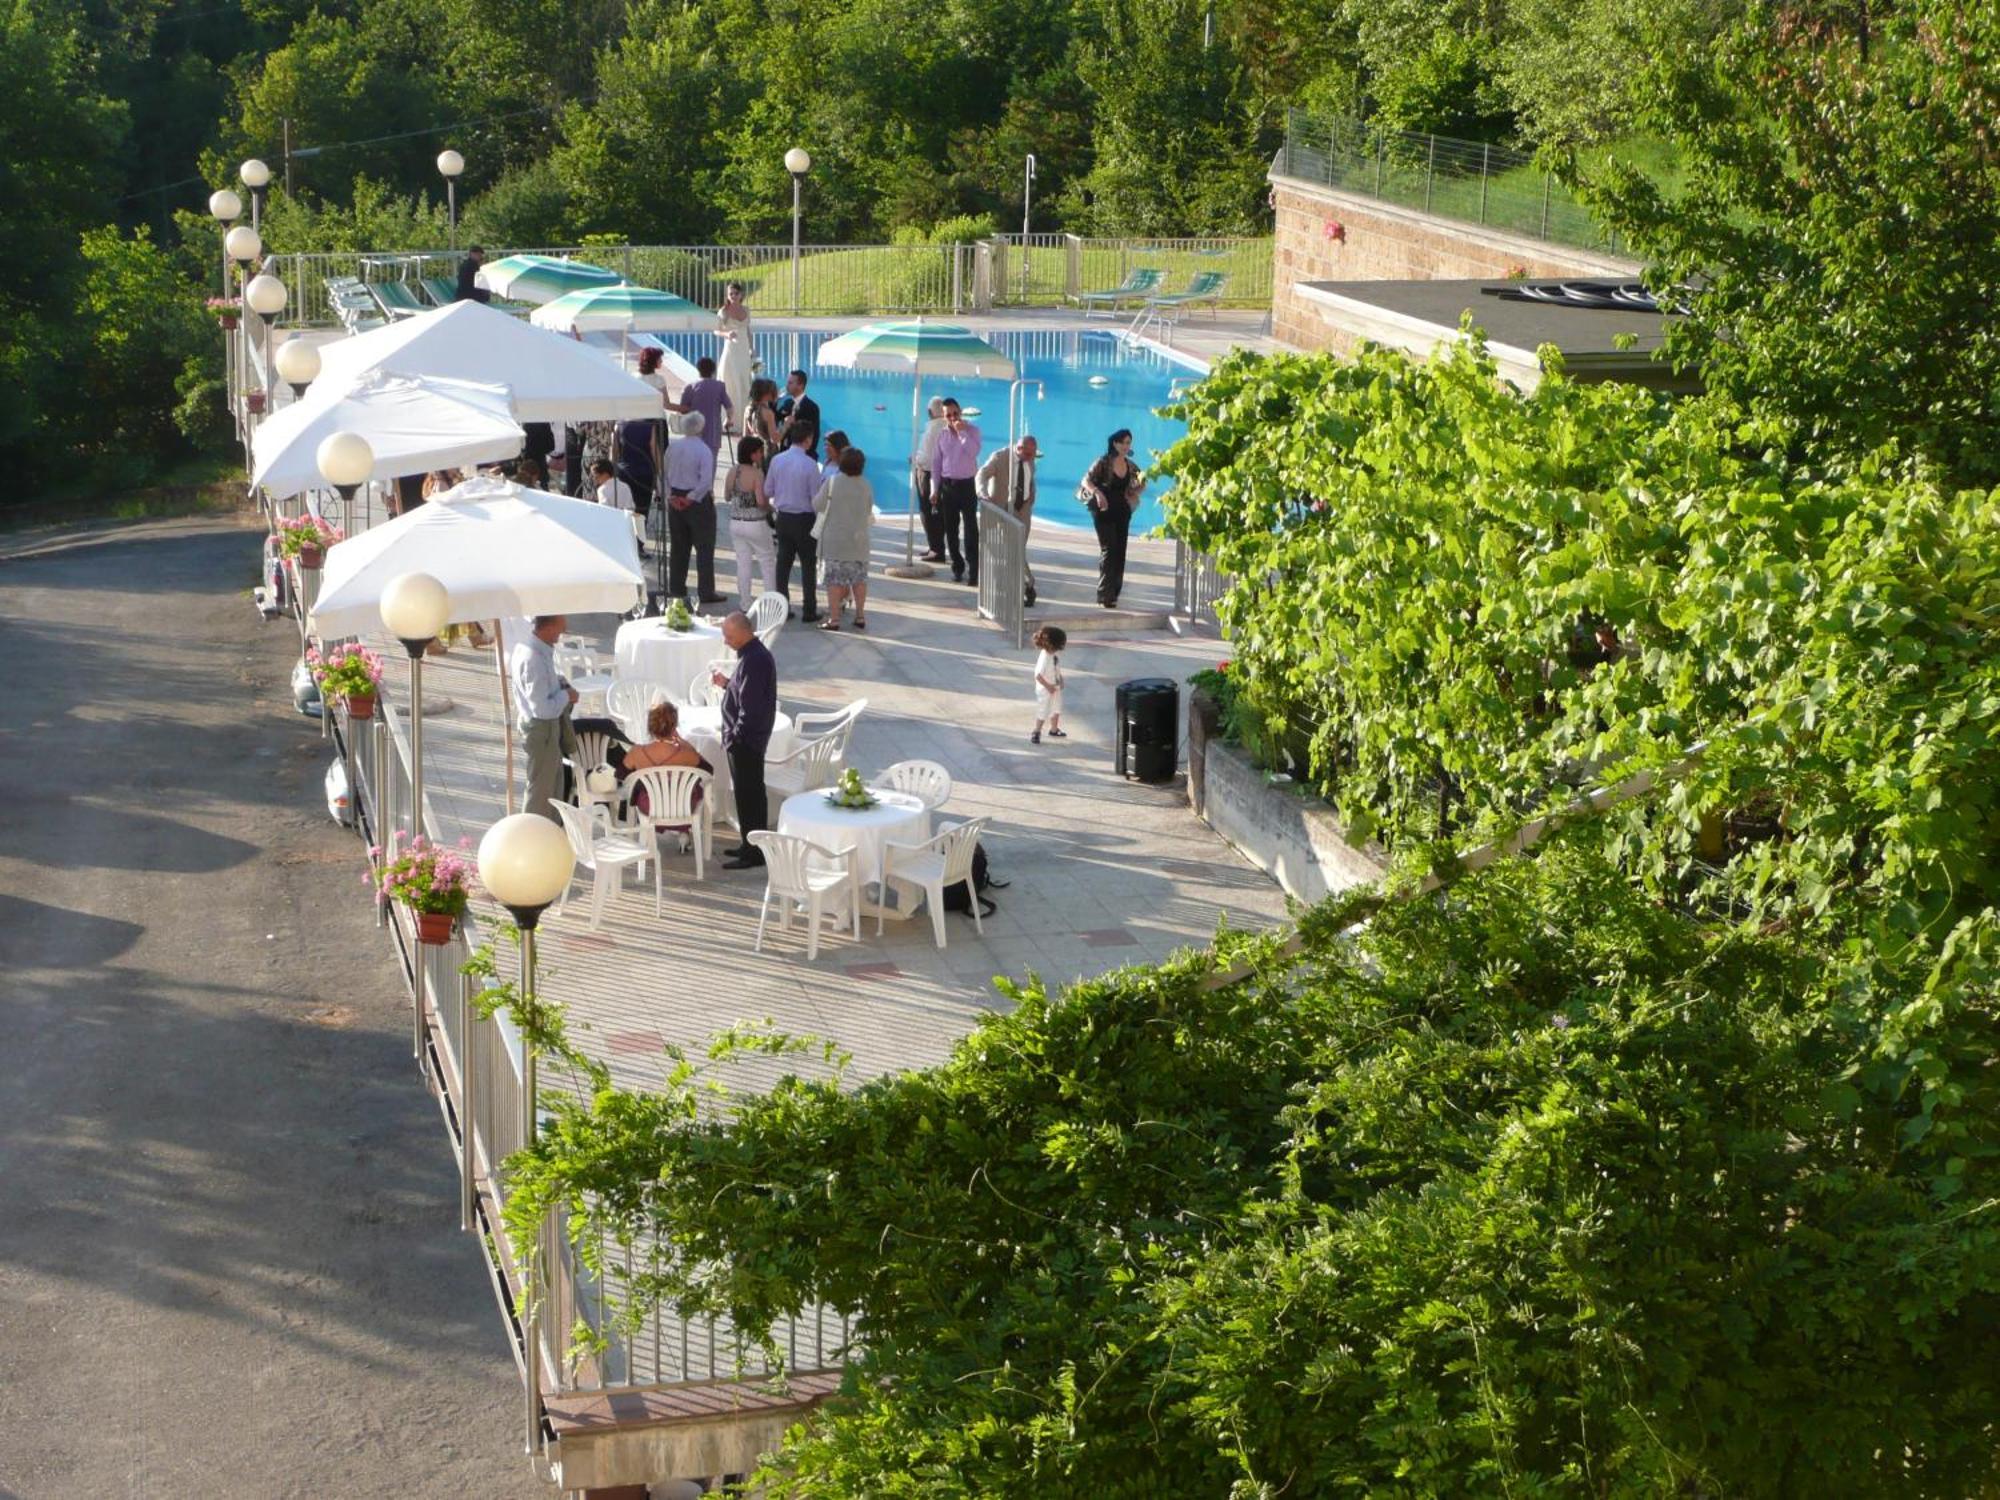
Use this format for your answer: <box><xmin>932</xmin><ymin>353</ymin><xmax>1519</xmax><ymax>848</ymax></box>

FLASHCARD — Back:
<box><xmin>488</xmin><ymin>838</ymin><xmax>2000</xmax><ymax>1495</ymax></box>
<box><xmin>1578</xmin><ymin>0</ymin><xmax>2000</xmax><ymax>488</ymax></box>
<box><xmin>68</xmin><ymin>225</ymin><xmax>221</xmax><ymax>460</ymax></box>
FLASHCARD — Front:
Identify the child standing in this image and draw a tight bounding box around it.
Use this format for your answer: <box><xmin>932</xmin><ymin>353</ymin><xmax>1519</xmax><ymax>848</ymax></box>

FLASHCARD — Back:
<box><xmin>1031</xmin><ymin>626</ymin><xmax>1066</xmax><ymax>744</ymax></box>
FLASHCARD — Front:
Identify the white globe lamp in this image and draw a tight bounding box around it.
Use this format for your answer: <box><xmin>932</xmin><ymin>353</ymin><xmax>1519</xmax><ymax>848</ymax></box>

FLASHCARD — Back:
<box><xmin>274</xmin><ymin>338</ymin><xmax>320</xmax><ymax>398</ymax></box>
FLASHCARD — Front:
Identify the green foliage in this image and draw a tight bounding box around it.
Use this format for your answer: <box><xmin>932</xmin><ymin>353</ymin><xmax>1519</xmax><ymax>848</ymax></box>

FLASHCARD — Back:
<box><xmin>494</xmin><ymin>843</ymin><xmax>2000</xmax><ymax>1494</ymax></box>
<box><xmin>1159</xmin><ymin>339</ymin><xmax>2000</xmax><ymax>948</ymax></box>
<box><xmin>1576</xmin><ymin>0</ymin><xmax>2000</xmax><ymax>489</ymax></box>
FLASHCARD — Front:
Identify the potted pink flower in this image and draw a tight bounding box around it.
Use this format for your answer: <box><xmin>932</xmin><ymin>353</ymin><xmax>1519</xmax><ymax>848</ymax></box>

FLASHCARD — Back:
<box><xmin>275</xmin><ymin>513</ymin><xmax>344</xmax><ymax>568</ymax></box>
<box><xmin>375</xmin><ymin>836</ymin><xmax>476</xmax><ymax>945</ymax></box>
<box><xmin>305</xmin><ymin>641</ymin><xmax>384</xmax><ymax>718</ymax></box>
<box><xmin>207</xmin><ymin>296</ymin><xmax>241</xmax><ymax>330</ymax></box>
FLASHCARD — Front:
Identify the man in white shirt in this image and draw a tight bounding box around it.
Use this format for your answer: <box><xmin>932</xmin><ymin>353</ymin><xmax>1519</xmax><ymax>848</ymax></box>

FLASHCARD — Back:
<box><xmin>912</xmin><ymin>396</ymin><xmax>947</xmax><ymax>562</ymax></box>
<box><xmin>663</xmin><ymin>411</ymin><xmax>724</xmax><ymax>603</ymax></box>
<box><xmin>975</xmin><ymin>435</ymin><xmax>1039</xmax><ymax>537</ymax></box>
<box><xmin>509</xmin><ymin>614</ymin><xmax>579</xmax><ymax>822</ymax></box>
<box><xmin>592</xmin><ymin>459</ymin><xmax>634</xmax><ymax>511</ymax></box>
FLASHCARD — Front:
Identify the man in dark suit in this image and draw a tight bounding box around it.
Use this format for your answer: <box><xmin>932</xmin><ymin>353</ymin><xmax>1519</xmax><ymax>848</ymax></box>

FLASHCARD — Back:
<box><xmin>715</xmin><ymin>612</ymin><xmax>777</xmax><ymax>867</ymax></box>
<box><xmin>775</xmin><ymin>370</ymin><xmax>822</xmax><ymax>460</ymax></box>
<box><xmin>454</xmin><ymin>246</ymin><xmax>491</xmax><ymax>303</ymax></box>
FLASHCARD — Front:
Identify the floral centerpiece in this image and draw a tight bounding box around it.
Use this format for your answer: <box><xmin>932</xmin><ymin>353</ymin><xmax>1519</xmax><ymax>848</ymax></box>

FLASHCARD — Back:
<box><xmin>373</xmin><ymin>836</ymin><xmax>475</xmax><ymax>945</ymax></box>
<box><xmin>306</xmin><ymin>641</ymin><xmax>384</xmax><ymax>718</ymax></box>
<box><xmin>825</xmin><ymin>766</ymin><xmax>878</xmax><ymax>810</ymax></box>
<box><xmin>275</xmin><ymin>513</ymin><xmax>344</xmax><ymax>567</ymax></box>
<box><xmin>207</xmin><ymin>296</ymin><xmax>241</xmax><ymax>329</ymax></box>
<box><xmin>662</xmin><ymin>597</ymin><xmax>694</xmax><ymax>632</ymax></box>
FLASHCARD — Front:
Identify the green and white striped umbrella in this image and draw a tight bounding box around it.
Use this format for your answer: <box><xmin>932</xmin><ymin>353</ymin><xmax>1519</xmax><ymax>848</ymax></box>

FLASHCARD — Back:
<box><xmin>476</xmin><ymin>254</ymin><xmax>622</xmax><ymax>305</ymax></box>
<box><xmin>817</xmin><ymin>320</ymin><xmax>1017</xmax><ymax>570</ymax></box>
<box><xmin>529</xmin><ymin>283</ymin><xmax>709</xmax><ymax>334</ymax></box>
<box><xmin>815</xmin><ymin>319</ymin><xmax>1018</xmax><ymax>379</ymax></box>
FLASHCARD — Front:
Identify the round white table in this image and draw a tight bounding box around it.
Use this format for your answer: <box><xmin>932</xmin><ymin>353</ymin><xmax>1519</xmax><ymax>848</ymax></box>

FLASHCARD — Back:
<box><xmin>776</xmin><ymin>788</ymin><xmax>931</xmax><ymax>891</ymax></box>
<box><xmin>613</xmin><ymin>617</ymin><xmax>726</xmax><ymax>702</ymax></box>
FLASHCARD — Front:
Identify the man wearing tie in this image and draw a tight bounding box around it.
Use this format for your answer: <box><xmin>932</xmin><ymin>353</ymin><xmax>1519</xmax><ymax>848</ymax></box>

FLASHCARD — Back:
<box><xmin>715</xmin><ymin>612</ymin><xmax>778</xmax><ymax>868</ymax></box>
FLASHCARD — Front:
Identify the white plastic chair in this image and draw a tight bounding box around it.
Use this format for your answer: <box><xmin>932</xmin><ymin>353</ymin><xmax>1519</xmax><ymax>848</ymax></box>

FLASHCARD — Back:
<box><xmin>686</xmin><ymin>662</ymin><xmax>732</xmax><ymax>709</ymax></box>
<box><xmin>555</xmin><ymin>633</ymin><xmax>603</xmax><ymax>676</ymax></box>
<box><xmin>550</xmin><ymin>799</ymin><xmax>659</xmax><ymax>928</ymax></box>
<box><xmin>622</xmin><ymin>765</ymin><xmax>714</xmax><ymax>880</ymax></box>
<box><xmin>873</xmin><ymin>759</ymin><xmax>952</xmax><ymax>811</ymax></box>
<box><xmin>606</xmin><ymin>678</ymin><xmax>673</xmax><ymax>731</ymax></box>
<box><xmin>748</xmin><ymin>830</ymin><xmax>857</xmax><ymax>959</ymax></box>
<box><xmin>792</xmin><ymin>697</ymin><xmax>869</xmax><ymax>741</ymax></box>
<box><xmin>765</xmin><ymin>730</ymin><xmax>849</xmax><ymax>800</ymax></box>
<box><xmin>880</xmin><ymin>816</ymin><xmax>989</xmax><ymax>946</ymax></box>
<box><xmin>565</xmin><ymin>728</ymin><xmax>621</xmax><ymax>810</ymax></box>
<box><xmin>750</xmin><ymin>591</ymin><xmax>788</xmax><ymax>648</ymax></box>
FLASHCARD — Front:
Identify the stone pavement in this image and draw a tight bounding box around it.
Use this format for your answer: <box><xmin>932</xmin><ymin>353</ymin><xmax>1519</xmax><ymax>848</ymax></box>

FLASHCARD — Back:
<box><xmin>378</xmin><ymin>500</ymin><xmax>1285</xmax><ymax>1102</ymax></box>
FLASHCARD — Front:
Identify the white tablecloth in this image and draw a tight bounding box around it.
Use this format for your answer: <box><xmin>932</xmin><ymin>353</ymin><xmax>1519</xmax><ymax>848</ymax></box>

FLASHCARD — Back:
<box><xmin>613</xmin><ymin>617</ymin><xmax>727</xmax><ymax>702</ymax></box>
<box><xmin>777</xmin><ymin>788</ymin><xmax>930</xmax><ymax>886</ymax></box>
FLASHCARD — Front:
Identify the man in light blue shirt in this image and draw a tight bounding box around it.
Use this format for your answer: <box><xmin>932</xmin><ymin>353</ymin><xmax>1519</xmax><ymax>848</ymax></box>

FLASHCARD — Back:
<box><xmin>766</xmin><ymin>420</ymin><xmax>823</xmax><ymax>621</ymax></box>
<box><xmin>510</xmin><ymin>614</ymin><xmax>579</xmax><ymax>822</ymax></box>
<box><xmin>663</xmin><ymin>411</ymin><xmax>724</xmax><ymax>603</ymax></box>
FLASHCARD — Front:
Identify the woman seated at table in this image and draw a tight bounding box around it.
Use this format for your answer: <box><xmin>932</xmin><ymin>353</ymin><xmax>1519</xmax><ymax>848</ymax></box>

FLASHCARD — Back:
<box><xmin>617</xmin><ymin>700</ymin><xmax>712</xmax><ymax>816</ymax></box>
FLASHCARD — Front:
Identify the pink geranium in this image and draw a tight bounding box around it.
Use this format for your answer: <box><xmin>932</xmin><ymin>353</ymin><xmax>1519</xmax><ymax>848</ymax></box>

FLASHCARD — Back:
<box><xmin>376</xmin><ymin>836</ymin><xmax>475</xmax><ymax>917</ymax></box>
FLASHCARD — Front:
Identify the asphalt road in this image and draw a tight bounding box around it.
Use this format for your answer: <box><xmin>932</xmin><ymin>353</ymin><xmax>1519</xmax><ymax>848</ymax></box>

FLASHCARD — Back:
<box><xmin>0</xmin><ymin>517</ymin><xmax>545</xmax><ymax>1498</ymax></box>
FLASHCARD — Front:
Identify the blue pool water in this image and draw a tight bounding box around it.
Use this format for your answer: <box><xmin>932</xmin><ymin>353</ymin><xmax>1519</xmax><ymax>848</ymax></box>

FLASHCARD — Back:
<box><xmin>651</xmin><ymin>328</ymin><xmax>1197</xmax><ymax>534</ymax></box>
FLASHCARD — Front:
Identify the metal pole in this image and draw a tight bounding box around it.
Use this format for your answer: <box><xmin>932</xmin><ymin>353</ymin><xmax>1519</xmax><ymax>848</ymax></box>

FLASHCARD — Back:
<box><xmin>790</xmin><ymin>174</ymin><xmax>802</xmax><ymax>315</ymax></box>
<box><xmin>1479</xmin><ymin>144</ymin><xmax>1490</xmax><ymax>224</ymax></box>
<box><xmin>1541</xmin><ymin>174</ymin><xmax>1552</xmax><ymax>240</ymax></box>
<box><xmin>460</xmin><ymin>969</ymin><xmax>476</xmax><ymax>1232</ymax></box>
<box><xmin>1022</xmin><ymin>154</ymin><xmax>1034</xmax><ymax>241</ymax></box>
<box><xmin>1425</xmin><ymin>136</ymin><xmax>1435</xmax><ymax>214</ymax></box>
<box><xmin>447</xmin><ymin>181</ymin><xmax>457</xmax><ymax>250</ymax></box>
<box><xmin>409</xmin><ymin>649</ymin><xmax>425</xmax><ymax>1060</ymax></box>
<box><xmin>520</xmin><ymin>921</ymin><xmax>541</xmax><ymax>1456</ymax></box>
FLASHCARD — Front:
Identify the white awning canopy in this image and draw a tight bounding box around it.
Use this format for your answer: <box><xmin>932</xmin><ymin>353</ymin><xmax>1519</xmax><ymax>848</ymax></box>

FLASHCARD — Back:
<box><xmin>250</xmin><ymin>371</ymin><xmax>525</xmax><ymax>499</ymax></box>
<box><xmin>308</xmin><ymin>475</ymin><xmax>645</xmax><ymax>637</ymax></box>
<box><xmin>313</xmin><ymin>300</ymin><xmax>663</xmax><ymax>423</ymax></box>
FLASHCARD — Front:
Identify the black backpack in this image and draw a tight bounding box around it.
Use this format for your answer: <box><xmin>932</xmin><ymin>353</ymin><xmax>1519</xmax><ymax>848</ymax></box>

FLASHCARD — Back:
<box><xmin>942</xmin><ymin>841</ymin><xmax>1006</xmax><ymax>917</ymax></box>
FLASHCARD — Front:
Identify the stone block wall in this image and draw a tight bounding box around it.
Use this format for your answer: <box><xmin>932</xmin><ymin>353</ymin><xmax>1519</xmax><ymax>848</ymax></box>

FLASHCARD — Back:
<box><xmin>1269</xmin><ymin>175</ymin><xmax>1639</xmax><ymax>351</ymax></box>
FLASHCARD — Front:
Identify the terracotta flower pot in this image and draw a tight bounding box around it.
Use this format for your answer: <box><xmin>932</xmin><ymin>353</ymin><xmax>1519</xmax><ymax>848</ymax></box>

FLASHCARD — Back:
<box><xmin>345</xmin><ymin>690</ymin><xmax>377</xmax><ymax>720</ymax></box>
<box><xmin>245</xmin><ymin>390</ymin><xmax>266</xmax><ymax>415</ymax></box>
<box><xmin>218</xmin><ymin>315</ymin><xmax>238</xmax><ymax>331</ymax></box>
<box><xmin>297</xmin><ymin>543</ymin><xmax>325</xmax><ymax>569</ymax></box>
<box><xmin>415</xmin><ymin>911</ymin><xmax>456</xmax><ymax>946</ymax></box>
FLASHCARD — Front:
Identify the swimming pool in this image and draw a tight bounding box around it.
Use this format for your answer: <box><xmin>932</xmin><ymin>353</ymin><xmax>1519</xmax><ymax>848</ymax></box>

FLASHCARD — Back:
<box><xmin>650</xmin><ymin>327</ymin><xmax>1198</xmax><ymax>535</ymax></box>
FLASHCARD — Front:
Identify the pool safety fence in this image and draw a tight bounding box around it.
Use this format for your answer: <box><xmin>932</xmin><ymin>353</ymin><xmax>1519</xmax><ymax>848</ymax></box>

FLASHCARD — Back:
<box><xmin>1277</xmin><ymin>110</ymin><xmax>1622</xmax><ymax>256</ymax></box>
<box><xmin>277</xmin><ymin>235</ymin><xmax>1273</xmax><ymax>329</ymax></box>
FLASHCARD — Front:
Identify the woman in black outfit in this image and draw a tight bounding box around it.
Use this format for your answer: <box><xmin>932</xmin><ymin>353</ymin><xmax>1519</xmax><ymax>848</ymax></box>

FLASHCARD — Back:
<box><xmin>1081</xmin><ymin>428</ymin><xmax>1146</xmax><ymax>608</ymax></box>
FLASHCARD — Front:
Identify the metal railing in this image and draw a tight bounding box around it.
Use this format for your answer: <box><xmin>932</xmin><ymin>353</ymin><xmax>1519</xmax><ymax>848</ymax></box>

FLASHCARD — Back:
<box><xmin>976</xmin><ymin>503</ymin><xmax>1029</xmax><ymax>649</ymax></box>
<box><xmin>278</xmin><ymin>234</ymin><xmax>1275</xmax><ymax>328</ymax></box>
<box><xmin>1277</xmin><ymin>110</ymin><xmax>1623</xmax><ymax>256</ymax></box>
<box><xmin>1173</xmin><ymin>540</ymin><xmax>1230</xmax><ymax>629</ymax></box>
<box><xmin>302</xmin><ymin>516</ymin><xmax>855</xmax><ymax>1460</ymax></box>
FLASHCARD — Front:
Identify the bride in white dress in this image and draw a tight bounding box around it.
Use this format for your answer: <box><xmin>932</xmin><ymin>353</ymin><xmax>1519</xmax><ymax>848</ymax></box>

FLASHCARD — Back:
<box><xmin>716</xmin><ymin>280</ymin><xmax>753</xmax><ymax>435</ymax></box>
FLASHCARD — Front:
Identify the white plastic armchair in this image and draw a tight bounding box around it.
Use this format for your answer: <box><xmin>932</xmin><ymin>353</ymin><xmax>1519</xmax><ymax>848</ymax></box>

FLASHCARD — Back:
<box><xmin>764</xmin><ymin>731</ymin><xmax>848</xmax><ymax>800</ymax></box>
<box><xmin>750</xmin><ymin>591</ymin><xmax>788</xmax><ymax>648</ymax></box>
<box><xmin>873</xmin><ymin>759</ymin><xmax>952</xmax><ymax>811</ymax></box>
<box><xmin>880</xmin><ymin>816</ymin><xmax>989</xmax><ymax>946</ymax></box>
<box><xmin>551</xmin><ymin>798</ymin><xmax>659</xmax><ymax>928</ymax></box>
<box><xmin>747</xmin><ymin>830</ymin><xmax>857</xmax><ymax>960</ymax></box>
<box><xmin>686</xmin><ymin>659</ymin><xmax>735</xmax><ymax>709</ymax></box>
<box><xmin>791</xmin><ymin>697</ymin><xmax>868</xmax><ymax>741</ymax></box>
<box><xmin>565</xmin><ymin>728</ymin><xmax>622</xmax><ymax>809</ymax></box>
<box><xmin>621</xmin><ymin>765</ymin><xmax>715</xmax><ymax>879</ymax></box>
<box><xmin>555</xmin><ymin>633</ymin><xmax>603</xmax><ymax>677</ymax></box>
<box><xmin>607</xmin><ymin>678</ymin><xmax>673</xmax><ymax>731</ymax></box>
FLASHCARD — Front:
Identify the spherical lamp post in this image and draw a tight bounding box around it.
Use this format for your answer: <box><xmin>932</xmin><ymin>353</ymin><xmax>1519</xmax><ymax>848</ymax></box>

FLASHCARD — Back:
<box><xmin>244</xmin><ymin>273</ymin><xmax>288</xmax><ymax>407</ymax></box>
<box><xmin>436</xmin><ymin>150</ymin><xmax>465</xmax><ymax>249</ymax></box>
<box><xmin>474</xmin><ymin>811</ymin><xmax>574</xmax><ymax>1454</ymax></box>
<box><xmin>381</xmin><ymin>571</ymin><xmax>453</xmax><ymax>1059</ymax></box>
<box><xmin>225</xmin><ymin>226</ymin><xmax>262</xmax><ymax>415</ymax></box>
<box><xmin>316</xmin><ymin>430</ymin><xmax>373</xmax><ymax>536</ymax></box>
<box><xmin>274</xmin><ymin>336</ymin><xmax>320</xmax><ymax>401</ymax></box>
<box><xmin>784</xmin><ymin>147</ymin><xmax>811</xmax><ymax>315</ymax></box>
<box><xmin>207</xmin><ymin>188</ymin><xmax>241</xmax><ymax>298</ymax></box>
<box><xmin>239</xmin><ymin>157</ymin><xmax>271</xmax><ymax>232</ymax></box>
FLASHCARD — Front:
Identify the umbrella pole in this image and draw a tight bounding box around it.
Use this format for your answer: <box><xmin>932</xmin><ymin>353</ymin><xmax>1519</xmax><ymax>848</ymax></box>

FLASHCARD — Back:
<box><xmin>885</xmin><ymin>373</ymin><xmax>934</xmax><ymax>579</ymax></box>
<box><xmin>495</xmin><ymin>622</ymin><xmax>516</xmax><ymax>816</ymax></box>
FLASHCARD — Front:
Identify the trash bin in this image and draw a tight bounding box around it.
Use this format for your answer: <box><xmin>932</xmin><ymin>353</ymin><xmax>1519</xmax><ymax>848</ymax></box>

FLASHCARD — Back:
<box><xmin>1115</xmin><ymin>677</ymin><xmax>1179</xmax><ymax>782</ymax></box>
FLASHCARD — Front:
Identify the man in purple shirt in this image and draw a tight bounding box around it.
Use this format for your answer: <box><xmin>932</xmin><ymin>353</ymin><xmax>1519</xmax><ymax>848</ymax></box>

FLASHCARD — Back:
<box><xmin>667</xmin><ymin>355</ymin><xmax>733</xmax><ymax>455</ymax></box>
<box><xmin>766</xmin><ymin>421</ymin><xmax>824</xmax><ymax>622</ymax></box>
<box><xmin>714</xmin><ymin>612</ymin><xmax>778</xmax><ymax>867</ymax></box>
<box><xmin>932</xmin><ymin>397</ymin><xmax>984</xmax><ymax>585</ymax></box>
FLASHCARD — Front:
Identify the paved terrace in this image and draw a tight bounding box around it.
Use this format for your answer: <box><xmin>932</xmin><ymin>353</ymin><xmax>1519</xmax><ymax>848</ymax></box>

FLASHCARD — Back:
<box><xmin>377</xmin><ymin>518</ymin><xmax>1288</xmax><ymax>1100</ymax></box>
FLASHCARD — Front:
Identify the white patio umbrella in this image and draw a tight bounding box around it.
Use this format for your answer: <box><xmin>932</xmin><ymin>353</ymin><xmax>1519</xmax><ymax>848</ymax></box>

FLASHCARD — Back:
<box><xmin>250</xmin><ymin>370</ymin><xmax>525</xmax><ymax>500</ymax></box>
<box><xmin>309</xmin><ymin>476</ymin><xmax>645</xmax><ymax>811</ymax></box>
<box><xmin>815</xmin><ymin>319</ymin><xmax>1017</xmax><ymax>572</ymax></box>
<box><xmin>315</xmin><ymin>300</ymin><xmax>661</xmax><ymax>422</ymax></box>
